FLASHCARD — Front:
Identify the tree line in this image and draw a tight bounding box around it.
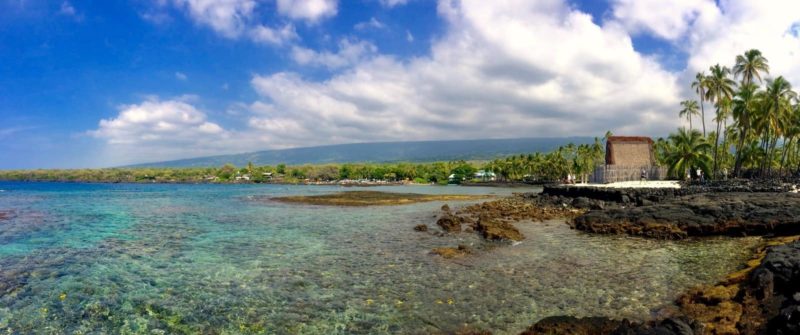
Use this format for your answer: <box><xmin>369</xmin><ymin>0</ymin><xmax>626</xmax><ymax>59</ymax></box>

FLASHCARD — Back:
<box><xmin>660</xmin><ymin>49</ymin><xmax>799</xmax><ymax>179</ymax></box>
<box><xmin>0</xmin><ymin>141</ymin><xmax>607</xmax><ymax>184</ymax></box>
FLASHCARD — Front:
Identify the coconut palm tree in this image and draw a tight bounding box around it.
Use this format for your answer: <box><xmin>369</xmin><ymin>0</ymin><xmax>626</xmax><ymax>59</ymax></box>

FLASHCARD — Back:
<box><xmin>733</xmin><ymin>49</ymin><xmax>769</xmax><ymax>87</ymax></box>
<box><xmin>691</xmin><ymin>72</ymin><xmax>710</xmax><ymax>136</ymax></box>
<box><xmin>732</xmin><ymin>83</ymin><xmax>761</xmax><ymax>176</ymax></box>
<box><xmin>761</xmin><ymin>76</ymin><xmax>797</xmax><ymax>175</ymax></box>
<box><xmin>664</xmin><ymin>128</ymin><xmax>712</xmax><ymax>179</ymax></box>
<box><xmin>679</xmin><ymin>100</ymin><xmax>700</xmax><ymax>131</ymax></box>
<box><xmin>705</xmin><ymin>64</ymin><xmax>737</xmax><ymax>178</ymax></box>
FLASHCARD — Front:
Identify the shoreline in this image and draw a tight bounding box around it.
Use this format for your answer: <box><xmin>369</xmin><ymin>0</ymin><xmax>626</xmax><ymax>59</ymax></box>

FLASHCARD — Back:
<box><xmin>434</xmin><ymin>181</ymin><xmax>800</xmax><ymax>334</ymax></box>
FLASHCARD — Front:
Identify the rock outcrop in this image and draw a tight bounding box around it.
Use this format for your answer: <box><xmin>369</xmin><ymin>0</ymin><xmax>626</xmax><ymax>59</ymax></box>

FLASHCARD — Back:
<box><xmin>571</xmin><ymin>193</ymin><xmax>800</xmax><ymax>239</ymax></box>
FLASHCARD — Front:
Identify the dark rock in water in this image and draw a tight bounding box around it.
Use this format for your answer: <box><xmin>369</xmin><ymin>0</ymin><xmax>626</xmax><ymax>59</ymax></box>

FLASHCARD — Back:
<box><xmin>572</xmin><ymin>193</ymin><xmax>800</xmax><ymax>239</ymax></box>
<box><xmin>475</xmin><ymin>216</ymin><xmax>524</xmax><ymax>241</ymax></box>
<box><xmin>758</xmin><ymin>241</ymin><xmax>800</xmax><ymax>296</ymax></box>
<box><xmin>768</xmin><ymin>303</ymin><xmax>800</xmax><ymax>335</ymax></box>
<box><xmin>436</xmin><ymin>212</ymin><xmax>462</xmax><ymax>233</ymax></box>
<box><xmin>571</xmin><ymin>197</ymin><xmax>592</xmax><ymax>209</ymax></box>
<box><xmin>522</xmin><ymin>316</ymin><xmax>700</xmax><ymax>335</ymax></box>
<box><xmin>441</xmin><ymin>204</ymin><xmax>451</xmax><ymax>212</ymax></box>
<box><xmin>413</xmin><ymin>224</ymin><xmax>428</xmax><ymax>232</ymax></box>
<box><xmin>521</xmin><ymin>316</ymin><xmax>624</xmax><ymax>335</ymax></box>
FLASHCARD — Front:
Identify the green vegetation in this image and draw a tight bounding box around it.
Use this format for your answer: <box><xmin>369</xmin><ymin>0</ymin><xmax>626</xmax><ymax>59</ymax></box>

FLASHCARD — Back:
<box><xmin>0</xmin><ymin>140</ymin><xmax>608</xmax><ymax>184</ymax></box>
<box><xmin>658</xmin><ymin>49</ymin><xmax>800</xmax><ymax>179</ymax></box>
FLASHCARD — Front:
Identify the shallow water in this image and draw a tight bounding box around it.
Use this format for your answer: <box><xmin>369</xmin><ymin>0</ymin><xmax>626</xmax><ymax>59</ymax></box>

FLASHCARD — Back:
<box><xmin>0</xmin><ymin>182</ymin><xmax>760</xmax><ymax>334</ymax></box>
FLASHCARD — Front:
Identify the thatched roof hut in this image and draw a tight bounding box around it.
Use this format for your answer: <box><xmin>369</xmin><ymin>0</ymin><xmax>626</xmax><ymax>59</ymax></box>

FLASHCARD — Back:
<box><xmin>605</xmin><ymin>136</ymin><xmax>655</xmax><ymax>167</ymax></box>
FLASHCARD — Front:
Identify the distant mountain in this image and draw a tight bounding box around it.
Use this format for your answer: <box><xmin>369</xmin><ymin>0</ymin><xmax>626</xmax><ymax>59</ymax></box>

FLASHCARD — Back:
<box><xmin>125</xmin><ymin>137</ymin><xmax>596</xmax><ymax>168</ymax></box>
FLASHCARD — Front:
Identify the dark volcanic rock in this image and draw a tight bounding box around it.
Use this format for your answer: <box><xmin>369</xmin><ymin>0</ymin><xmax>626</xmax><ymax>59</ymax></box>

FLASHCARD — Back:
<box><xmin>413</xmin><ymin>224</ymin><xmax>428</xmax><ymax>232</ymax></box>
<box><xmin>572</xmin><ymin>193</ymin><xmax>800</xmax><ymax>239</ymax></box>
<box><xmin>758</xmin><ymin>241</ymin><xmax>800</xmax><ymax>296</ymax></box>
<box><xmin>521</xmin><ymin>316</ymin><xmax>624</xmax><ymax>334</ymax></box>
<box><xmin>521</xmin><ymin>316</ymin><xmax>700</xmax><ymax>335</ymax></box>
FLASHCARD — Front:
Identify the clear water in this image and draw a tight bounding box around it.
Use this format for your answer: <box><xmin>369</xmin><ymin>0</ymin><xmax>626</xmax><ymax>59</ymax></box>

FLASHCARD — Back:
<box><xmin>0</xmin><ymin>182</ymin><xmax>760</xmax><ymax>334</ymax></box>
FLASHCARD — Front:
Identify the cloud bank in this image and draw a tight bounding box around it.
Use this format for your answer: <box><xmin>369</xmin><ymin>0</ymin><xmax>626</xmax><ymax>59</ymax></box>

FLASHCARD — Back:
<box><xmin>92</xmin><ymin>0</ymin><xmax>800</xmax><ymax>165</ymax></box>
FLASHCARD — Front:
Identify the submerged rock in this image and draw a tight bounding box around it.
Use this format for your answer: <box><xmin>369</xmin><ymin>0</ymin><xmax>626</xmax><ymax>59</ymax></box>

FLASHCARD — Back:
<box><xmin>436</xmin><ymin>212</ymin><xmax>462</xmax><ymax>233</ymax></box>
<box><xmin>414</xmin><ymin>224</ymin><xmax>429</xmax><ymax>232</ymax></box>
<box><xmin>431</xmin><ymin>245</ymin><xmax>471</xmax><ymax>259</ymax></box>
<box><xmin>475</xmin><ymin>216</ymin><xmax>524</xmax><ymax>241</ymax></box>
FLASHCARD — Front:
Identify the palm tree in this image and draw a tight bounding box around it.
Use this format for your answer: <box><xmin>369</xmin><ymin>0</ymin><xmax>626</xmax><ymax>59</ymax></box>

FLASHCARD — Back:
<box><xmin>733</xmin><ymin>49</ymin><xmax>769</xmax><ymax>87</ymax></box>
<box><xmin>664</xmin><ymin>128</ymin><xmax>712</xmax><ymax>179</ymax></box>
<box><xmin>692</xmin><ymin>72</ymin><xmax>710</xmax><ymax>136</ymax></box>
<box><xmin>679</xmin><ymin>100</ymin><xmax>700</xmax><ymax>131</ymax></box>
<box><xmin>705</xmin><ymin>64</ymin><xmax>737</xmax><ymax>178</ymax></box>
<box><xmin>732</xmin><ymin>83</ymin><xmax>761</xmax><ymax>176</ymax></box>
<box><xmin>761</xmin><ymin>76</ymin><xmax>797</xmax><ymax>175</ymax></box>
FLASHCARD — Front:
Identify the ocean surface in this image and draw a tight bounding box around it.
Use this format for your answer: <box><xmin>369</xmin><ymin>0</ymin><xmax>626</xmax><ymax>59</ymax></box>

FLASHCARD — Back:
<box><xmin>0</xmin><ymin>182</ymin><xmax>760</xmax><ymax>334</ymax></box>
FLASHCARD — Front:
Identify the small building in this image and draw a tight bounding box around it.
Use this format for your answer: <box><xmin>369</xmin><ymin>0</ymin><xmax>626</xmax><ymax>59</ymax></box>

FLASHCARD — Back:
<box><xmin>591</xmin><ymin>136</ymin><xmax>667</xmax><ymax>183</ymax></box>
<box><xmin>474</xmin><ymin>170</ymin><xmax>496</xmax><ymax>181</ymax></box>
<box><xmin>605</xmin><ymin>136</ymin><xmax>656</xmax><ymax>167</ymax></box>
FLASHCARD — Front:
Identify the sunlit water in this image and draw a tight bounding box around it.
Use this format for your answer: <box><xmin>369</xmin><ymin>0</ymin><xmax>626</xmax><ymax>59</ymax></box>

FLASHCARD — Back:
<box><xmin>0</xmin><ymin>182</ymin><xmax>761</xmax><ymax>334</ymax></box>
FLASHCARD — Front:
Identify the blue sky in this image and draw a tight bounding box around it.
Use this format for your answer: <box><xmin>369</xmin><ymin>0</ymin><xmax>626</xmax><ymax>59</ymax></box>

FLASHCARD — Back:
<box><xmin>2</xmin><ymin>0</ymin><xmax>799</xmax><ymax>168</ymax></box>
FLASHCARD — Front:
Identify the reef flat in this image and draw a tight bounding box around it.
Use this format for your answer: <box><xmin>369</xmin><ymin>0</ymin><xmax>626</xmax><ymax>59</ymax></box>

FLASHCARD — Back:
<box><xmin>270</xmin><ymin>190</ymin><xmax>490</xmax><ymax>206</ymax></box>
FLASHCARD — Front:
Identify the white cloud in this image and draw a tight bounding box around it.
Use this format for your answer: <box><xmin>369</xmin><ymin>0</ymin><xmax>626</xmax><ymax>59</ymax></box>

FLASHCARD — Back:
<box><xmin>175</xmin><ymin>72</ymin><xmax>188</xmax><ymax>80</ymax></box>
<box><xmin>276</xmin><ymin>0</ymin><xmax>337</xmax><ymax>22</ymax></box>
<box><xmin>680</xmin><ymin>1</ymin><xmax>800</xmax><ymax>82</ymax></box>
<box><xmin>171</xmin><ymin>0</ymin><xmax>256</xmax><ymax>38</ymax></box>
<box><xmin>406</xmin><ymin>30</ymin><xmax>414</xmax><ymax>42</ymax></box>
<box><xmin>290</xmin><ymin>39</ymin><xmax>377</xmax><ymax>69</ymax></box>
<box><xmin>610</xmin><ymin>0</ymin><xmax>719</xmax><ymax>41</ymax></box>
<box><xmin>248</xmin><ymin>23</ymin><xmax>298</xmax><ymax>45</ymax></box>
<box><xmin>247</xmin><ymin>0</ymin><xmax>682</xmax><ymax>148</ymax></box>
<box><xmin>354</xmin><ymin>17</ymin><xmax>385</xmax><ymax>30</ymax></box>
<box><xmin>92</xmin><ymin>0</ymin><xmax>800</xmax><ymax>165</ymax></box>
<box><xmin>88</xmin><ymin>97</ymin><xmax>234</xmax><ymax>163</ymax></box>
<box><xmin>379</xmin><ymin>0</ymin><xmax>409</xmax><ymax>8</ymax></box>
<box><xmin>609</xmin><ymin>0</ymin><xmax>800</xmax><ymax>130</ymax></box>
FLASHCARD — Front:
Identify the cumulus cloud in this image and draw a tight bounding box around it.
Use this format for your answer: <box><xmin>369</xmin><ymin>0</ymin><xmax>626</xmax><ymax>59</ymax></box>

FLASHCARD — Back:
<box><xmin>171</xmin><ymin>0</ymin><xmax>256</xmax><ymax>37</ymax></box>
<box><xmin>276</xmin><ymin>0</ymin><xmax>337</xmax><ymax>22</ymax></box>
<box><xmin>610</xmin><ymin>0</ymin><xmax>719</xmax><ymax>41</ymax></box>
<box><xmin>246</xmin><ymin>0</ymin><xmax>682</xmax><ymax>149</ymax></box>
<box><xmin>290</xmin><ymin>39</ymin><xmax>377</xmax><ymax>69</ymax></box>
<box><xmin>88</xmin><ymin>97</ymin><xmax>235</xmax><ymax>163</ymax></box>
<box><xmin>95</xmin><ymin>0</ymin><xmax>800</xmax><ymax>165</ymax></box>
<box><xmin>680</xmin><ymin>1</ymin><xmax>800</xmax><ymax>82</ymax></box>
<box><xmin>248</xmin><ymin>23</ymin><xmax>298</xmax><ymax>45</ymax></box>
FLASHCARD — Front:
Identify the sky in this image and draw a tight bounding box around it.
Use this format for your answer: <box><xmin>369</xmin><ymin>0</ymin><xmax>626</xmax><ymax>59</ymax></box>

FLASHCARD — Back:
<box><xmin>1</xmin><ymin>0</ymin><xmax>800</xmax><ymax>169</ymax></box>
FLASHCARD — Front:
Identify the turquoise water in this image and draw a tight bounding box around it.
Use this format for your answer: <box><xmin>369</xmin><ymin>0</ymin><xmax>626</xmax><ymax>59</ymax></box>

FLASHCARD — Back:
<box><xmin>0</xmin><ymin>182</ymin><xmax>760</xmax><ymax>334</ymax></box>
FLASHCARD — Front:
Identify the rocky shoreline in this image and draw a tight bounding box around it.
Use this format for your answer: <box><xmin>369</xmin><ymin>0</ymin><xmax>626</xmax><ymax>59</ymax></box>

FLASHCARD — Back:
<box><xmin>422</xmin><ymin>180</ymin><xmax>800</xmax><ymax>334</ymax></box>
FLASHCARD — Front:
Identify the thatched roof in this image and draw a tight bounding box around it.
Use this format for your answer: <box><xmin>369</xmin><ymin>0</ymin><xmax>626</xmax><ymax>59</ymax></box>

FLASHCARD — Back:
<box><xmin>605</xmin><ymin>136</ymin><xmax>655</xmax><ymax>167</ymax></box>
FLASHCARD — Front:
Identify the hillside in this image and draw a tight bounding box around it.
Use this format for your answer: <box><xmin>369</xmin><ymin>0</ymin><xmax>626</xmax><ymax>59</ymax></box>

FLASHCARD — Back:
<box><xmin>126</xmin><ymin>137</ymin><xmax>595</xmax><ymax>168</ymax></box>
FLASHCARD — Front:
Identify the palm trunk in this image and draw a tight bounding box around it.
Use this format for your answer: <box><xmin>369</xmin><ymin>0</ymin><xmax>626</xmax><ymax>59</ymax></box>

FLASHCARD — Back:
<box><xmin>713</xmin><ymin>112</ymin><xmax>722</xmax><ymax>179</ymax></box>
<box><xmin>699</xmin><ymin>94</ymin><xmax>707</xmax><ymax>136</ymax></box>
<box><xmin>780</xmin><ymin>137</ymin><xmax>791</xmax><ymax>176</ymax></box>
<box><xmin>734</xmin><ymin>123</ymin><xmax>749</xmax><ymax>178</ymax></box>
